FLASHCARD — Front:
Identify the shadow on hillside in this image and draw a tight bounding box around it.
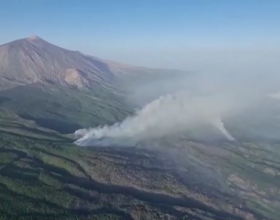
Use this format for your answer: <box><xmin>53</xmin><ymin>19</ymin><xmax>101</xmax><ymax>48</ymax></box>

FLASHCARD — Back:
<box><xmin>31</xmin><ymin>147</ymin><xmax>90</xmax><ymax>178</ymax></box>
<box><xmin>29</xmin><ymin>158</ymin><xmax>251</xmax><ymax>220</ymax></box>
<box><xmin>0</xmin><ymin>130</ymin><xmax>70</xmax><ymax>143</ymax></box>
<box><xmin>19</xmin><ymin>208</ymin><xmax>133</xmax><ymax>220</ymax></box>
<box><xmin>0</xmin><ymin>182</ymin><xmax>66</xmax><ymax>219</ymax></box>
<box><xmin>0</xmin><ymin>163</ymin><xmax>39</xmax><ymax>182</ymax></box>
<box><xmin>17</xmin><ymin>124</ymin><xmax>71</xmax><ymax>140</ymax></box>
<box><xmin>19</xmin><ymin>114</ymin><xmax>81</xmax><ymax>134</ymax></box>
<box><xmin>0</xmin><ymin>180</ymin><xmax>133</xmax><ymax>220</ymax></box>
<box><xmin>0</xmin><ymin>147</ymin><xmax>27</xmax><ymax>158</ymax></box>
<box><xmin>0</xmin><ymin>147</ymin><xmax>266</xmax><ymax>220</ymax></box>
<box><xmin>0</xmin><ymin>97</ymin><xmax>10</xmax><ymax>106</ymax></box>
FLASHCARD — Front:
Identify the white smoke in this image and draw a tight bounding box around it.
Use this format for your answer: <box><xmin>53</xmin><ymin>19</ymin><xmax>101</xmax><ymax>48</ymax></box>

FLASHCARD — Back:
<box><xmin>74</xmin><ymin>66</ymin><xmax>280</xmax><ymax>147</ymax></box>
<box><xmin>74</xmin><ymin>90</ymin><xmax>239</xmax><ymax>146</ymax></box>
<box><xmin>211</xmin><ymin>118</ymin><xmax>235</xmax><ymax>141</ymax></box>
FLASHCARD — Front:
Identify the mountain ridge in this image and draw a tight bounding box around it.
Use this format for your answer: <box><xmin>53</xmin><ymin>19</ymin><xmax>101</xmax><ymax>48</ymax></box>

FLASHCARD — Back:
<box><xmin>0</xmin><ymin>36</ymin><xmax>143</xmax><ymax>90</ymax></box>
<box><xmin>0</xmin><ymin>36</ymin><xmax>187</xmax><ymax>92</ymax></box>
<box><xmin>0</xmin><ymin>36</ymin><xmax>117</xmax><ymax>90</ymax></box>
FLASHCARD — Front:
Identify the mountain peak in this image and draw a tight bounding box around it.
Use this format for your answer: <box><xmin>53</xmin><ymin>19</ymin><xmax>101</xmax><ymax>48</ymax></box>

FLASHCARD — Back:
<box><xmin>0</xmin><ymin>35</ymin><xmax>119</xmax><ymax>90</ymax></box>
<box><xmin>0</xmin><ymin>35</ymin><xmax>151</xmax><ymax>91</ymax></box>
<box><xmin>26</xmin><ymin>35</ymin><xmax>41</xmax><ymax>41</ymax></box>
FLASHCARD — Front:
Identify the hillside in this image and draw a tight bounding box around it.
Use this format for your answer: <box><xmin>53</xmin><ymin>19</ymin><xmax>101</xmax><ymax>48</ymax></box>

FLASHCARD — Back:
<box><xmin>0</xmin><ymin>36</ymin><xmax>279</xmax><ymax>220</ymax></box>
<box><xmin>0</xmin><ymin>36</ymin><xmax>188</xmax><ymax>133</ymax></box>
<box><xmin>0</xmin><ymin>35</ymin><xmax>184</xmax><ymax>91</ymax></box>
<box><xmin>0</xmin><ymin>36</ymin><xmax>121</xmax><ymax>89</ymax></box>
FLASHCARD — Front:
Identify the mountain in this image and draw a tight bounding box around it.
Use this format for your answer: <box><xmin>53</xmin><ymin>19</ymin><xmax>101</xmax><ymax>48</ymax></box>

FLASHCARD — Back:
<box><xmin>0</xmin><ymin>36</ymin><xmax>187</xmax><ymax>132</ymax></box>
<box><xmin>0</xmin><ymin>36</ymin><xmax>96</xmax><ymax>89</ymax></box>
<box><xmin>0</xmin><ymin>36</ymin><xmax>279</xmax><ymax>220</ymax></box>
<box><xmin>0</xmin><ymin>35</ymin><xmax>154</xmax><ymax>90</ymax></box>
<box><xmin>0</xmin><ymin>36</ymin><xmax>132</xmax><ymax>133</ymax></box>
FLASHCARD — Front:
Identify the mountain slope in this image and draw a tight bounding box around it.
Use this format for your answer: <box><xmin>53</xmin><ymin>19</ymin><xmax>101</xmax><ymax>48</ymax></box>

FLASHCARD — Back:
<box><xmin>0</xmin><ymin>36</ymin><xmax>137</xmax><ymax>140</ymax></box>
<box><xmin>0</xmin><ymin>36</ymin><xmax>188</xmax><ymax>91</ymax></box>
<box><xmin>0</xmin><ymin>36</ymin><xmax>279</xmax><ymax>220</ymax></box>
<box><xmin>0</xmin><ymin>83</ymin><xmax>131</xmax><ymax>134</ymax></box>
<box><xmin>0</xmin><ymin>36</ymin><xmax>117</xmax><ymax>89</ymax></box>
<box><xmin>0</xmin><ymin>36</ymin><xmax>187</xmax><ymax>132</ymax></box>
<box><xmin>0</xmin><ymin>36</ymin><xmax>140</xmax><ymax>90</ymax></box>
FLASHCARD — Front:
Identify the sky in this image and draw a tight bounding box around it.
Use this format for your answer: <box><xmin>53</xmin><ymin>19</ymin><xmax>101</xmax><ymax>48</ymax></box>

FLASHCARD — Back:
<box><xmin>0</xmin><ymin>0</ymin><xmax>280</xmax><ymax>70</ymax></box>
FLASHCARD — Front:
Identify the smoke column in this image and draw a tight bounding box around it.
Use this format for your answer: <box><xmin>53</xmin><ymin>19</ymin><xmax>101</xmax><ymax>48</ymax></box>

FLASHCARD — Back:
<box><xmin>74</xmin><ymin>65</ymin><xmax>280</xmax><ymax>147</ymax></box>
<box><xmin>211</xmin><ymin>118</ymin><xmax>235</xmax><ymax>141</ymax></box>
<box><xmin>74</xmin><ymin>91</ymin><xmax>236</xmax><ymax>146</ymax></box>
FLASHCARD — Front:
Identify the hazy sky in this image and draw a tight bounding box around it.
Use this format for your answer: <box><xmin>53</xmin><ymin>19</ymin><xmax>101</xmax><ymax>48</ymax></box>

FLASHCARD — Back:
<box><xmin>1</xmin><ymin>0</ymin><xmax>280</xmax><ymax>69</ymax></box>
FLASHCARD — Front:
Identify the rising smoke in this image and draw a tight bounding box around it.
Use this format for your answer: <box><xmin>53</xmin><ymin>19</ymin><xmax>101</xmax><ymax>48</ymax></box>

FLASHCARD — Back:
<box><xmin>74</xmin><ymin>67</ymin><xmax>279</xmax><ymax>147</ymax></box>
<box><xmin>75</xmin><ymin>92</ymin><xmax>236</xmax><ymax>146</ymax></box>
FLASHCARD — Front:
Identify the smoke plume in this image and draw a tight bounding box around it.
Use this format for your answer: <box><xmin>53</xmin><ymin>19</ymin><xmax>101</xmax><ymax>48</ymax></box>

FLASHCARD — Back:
<box><xmin>74</xmin><ymin>69</ymin><xmax>277</xmax><ymax>146</ymax></box>
<box><xmin>75</xmin><ymin>92</ymin><xmax>237</xmax><ymax>146</ymax></box>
